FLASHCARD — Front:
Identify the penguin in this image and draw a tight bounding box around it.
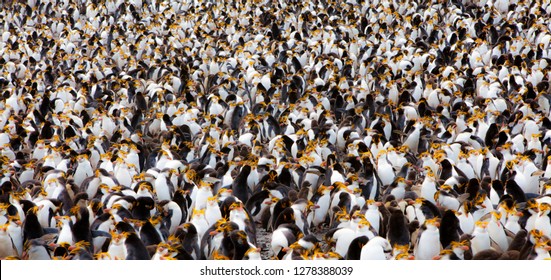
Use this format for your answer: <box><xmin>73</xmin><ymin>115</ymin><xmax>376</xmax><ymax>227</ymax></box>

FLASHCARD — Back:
<box><xmin>243</xmin><ymin>246</ymin><xmax>262</xmax><ymax>260</ymax></box>
<box><xmin>245</xmin><ymin>188</ymin><xmax>271</xmax><ymax>223</ymax></box>
<box><xmin>406</xmin><ymin>197</ymin><xmax>441</xmax><ymax>225</ymax></box>
<box><xmin>73</xmin><ymin>154</ymin><xmax>94</xmax><ymax>188</ymax></box>
<box><xmin>332</xmin><ymin>219</ymin><xmax>376</xmax><ymax>259</ymax></box>
<box><xmin>124</xmin><ymin>231</ymin><xmax>150</xmax><ymax>260</ymax></box>
<box><xmin>23</xmin><ymin>236</ymin><xmax>54</xmax><ymax>260</ymax></box>
<box><xmin>287</xmin><ymin>199</ymin><xmax>313</xmax><ymax>235</ymax></box>
<box><xmin>190</xmin><ymin>209</ymin><xmax>209</xmax><ymax>242</ymax></box>
<box><xmin>200</xmin><ymin>220</ymin><xmax>239</xmax><ymax>260</ymax></box>
<box><xmin>150</xmin><ymin>242</ymin><xmax>177</xmax><ymax>260</ymax></box>
<box><xmin>205</xmin><ymin>196</ymin><xmax>222</xmax><ymax>226</ymax></box>
<box><xmin>107</xmin><ymin>231</ymin><xmax>127</xmax><ymax>260</ymax></box>
<box><xmin>470</xmin><ymin>221</ymin><xmax>492</xmax><ymax>256</ymax></box>
<box><xmin>413</xmin><ymin>218</ymin><xmax>441</xmax><ymax>260</ymax></box>
<box><xmin>0</xmin><ymin>224</ymin><xmax>17</xmax><ymax>258</ymax></box>
<box><xmin>439</xmin><ymin>210</ymin><xmax>461</xmax><ymax>249</ymax></box>
<box><xmin>153</xmin><ymin>168</ymin><xmax>175</xmax><ymax>201</ymax></box>
<box><xmin>6</xmin><ymin>216</ymin><xmax>23</xmax><ymax>258</ymax></box>
<box><xmin>486</xmin><ymin>211</ymin><xmax>509</xmax><ymax>252</ymax></box>
<box><xmin>363</xmin><ymin>199</ymin><xmax>384</xmax><ymax>235</ymax></box>
<box><xmin>383</xmin><ymin>176</ymin><xmax>408</xmax><ymax>201</ymax></box>
<box><xmin>311</xmin><ymin>185</ymin><xmax>333</xmax><ymax>228</ymax></box>
<box><xmin>139</xmin><ymin>215</ymin><xmax>166</xmax><ymax>247</ymax></box>
<box><xmin>434</xmin><ymin>185</ymin><xmax>465</xmax><ymax>211</ymax></box>
<box><xmin>534</xmin><ymin>203</ymin><xmax>551</xmax><ymax>238</ymax></box>
<box><xmin>173</xmin><ymin>223</ymin><xmax>200</xmax><ymax>260</ymax></box>
<box><xmin>132</xmin><ymin>196</ymin><xmax>156</xmax><ymax>221</ymax></box>
<box><xmin>434</xmin><ymin>240</ymin><xmax>470</xmax><ymax>260</ymax></box>
<box><xmin>158</xmin><ymin>200</ymin><xmax>183</xmax><ymax>235</ymax></box>
<box><xmin>55</xmin><ymin>215</ymin><xmax>75</xmax><ymax>246</ymax></box>
<box><xmin>271</xmin><ymin>223</ymin><xmax>302</xmax><ymax>259</ymax></box>
<box><xmin>386</xmin><ymin>208</ymin><xmax>411</xmax><ymax>248</ymax></box>
<box><xmin>360</xmin><ymin>236</ymin><xmax>392</xmax><ymax>260</ymax></box>
<box><xmin>222</xmin><ymin>230</ymin><xmax>255</xmax><ymax>260</ymax></box>
<box><xmin>231</xmin><ymin>164</ymin><xmax>252</xmax><ymax>203</ymax></box>
<box><xmin>531</xmin><ymin>240</ymin><xmax>551</xmax><ymax>260</ymax></box>
<box><xmin>68</xmin><ymin>241</ymin><xmax>93</xmax><ymax>260</ymax></box>
<box><xmin>71</xmin><ymin>205</ymin><xmax>92</xmax><ymax>252</ymax></box>
<box><xmin>228</xmin><ymin>201</ymin><xmax>256</xmax><ymax>245</ymax></box>
<box><xmin>269</xmin><ymin>196</ymin><xmax>292</xmax><ymax>231</ymax></box>
<box><xmin>456</xmin><ymin>201</ymin><xmax>475</xmax><ymax>235</ymax></box>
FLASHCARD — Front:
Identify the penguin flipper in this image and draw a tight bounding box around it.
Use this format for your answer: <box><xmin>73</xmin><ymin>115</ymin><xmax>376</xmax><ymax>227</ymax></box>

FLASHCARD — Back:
<box><xmin>489</xmin><ymin>238</ymin><xmax>504</xmax><ymax>253</ymax></box>
<box><xmin>43</xmin><ymin>227</ymin><xmax>60</xmax><ymax>235</ymax></box>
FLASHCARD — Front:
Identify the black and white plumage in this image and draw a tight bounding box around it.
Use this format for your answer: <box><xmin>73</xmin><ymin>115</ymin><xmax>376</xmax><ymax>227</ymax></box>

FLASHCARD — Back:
<box><xmin>0</xmin><ymin>0</ymin><xmax>549</xmax><ymax>261</ymax></box>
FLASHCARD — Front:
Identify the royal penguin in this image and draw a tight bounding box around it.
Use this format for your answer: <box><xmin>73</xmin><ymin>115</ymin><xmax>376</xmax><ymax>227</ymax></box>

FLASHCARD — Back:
<box><xmin>360</xmin><ymin>236</ymin><xmax>392</xmax><ymax>260</ymax></box>
<box><xmin>271</xmin><ymin>223</ymin><xmax>302</xmax><ymax>259</ymax></box>
<box><xmin>124</xmin><ymin>231</ymin><xmax>150</xmax><ymax>260</ymax></box>
<box><xmin>439</xmin><ymin>210</ymin><xmax>461</xmax><ymax>249</ymax></box>
<box><xmin>470</xmin><ymin>221</ymin><xmax>492</xmax><ymax>256</ymax></box>
<box><xmin>173</xmin><ymin>223</ymin><xmax>201</xmax><ymax>260</ymax></box>
<box><xmin>413</xmin><ymin>218</ymin><xmax>442</xmax><ymax>260</ymax></box>
<box><xmin>0</xmin><ymin>224</ymin><xmax>18</xmax><ymax>258</ymax></box>
<box><xmin>158</xmin><ymin>200</ymin><xmax>183</xmax><ymax>235</ymax></box>
<box><xmin>311</xmin><ymin>185</ymin><xmax>333</xmax><ymax>228</ymax></box>
<box><xmin>386</xmin><ymin>208</ymin><xmax>411</xmax><ymax>248</ymax></box>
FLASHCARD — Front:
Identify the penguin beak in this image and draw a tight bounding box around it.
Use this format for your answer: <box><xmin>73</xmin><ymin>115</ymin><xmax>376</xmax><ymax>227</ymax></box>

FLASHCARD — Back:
<box><xmin>461</xmin><ymin>245</ymin><xmax>470</xmax><ymax>251</ymax></box>
<box><xmin>209</xmin><ymin>230</ymin><xmax>219</xmax><ymax>236</ymax></box>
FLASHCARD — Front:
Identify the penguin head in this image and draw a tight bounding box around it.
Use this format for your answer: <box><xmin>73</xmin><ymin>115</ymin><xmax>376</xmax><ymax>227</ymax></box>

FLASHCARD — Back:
<box><xmin>350</xmin><ymin>210</ymin><xmax>365</xmax><ymax>223</ymax></box>
<box><xmin>54</xmin><ymin>215</ymin><xmax>72</xmax><ymax>227</ymax></box>
<box><xmin>450</xmin><ymin>240</ymin><xmax>470</xmax><ymax>253</ymax></box>
<box><xmin>207</xmin><ymin>196</ymin><xmax>218</xmax><ymax>206</ymax></box>
<box><xmin>474</xmin><ymin>221</ymin><xmax>489</xmax><ymax>230</ymax></box>
<box><xmin>491</xmin><ymin>211</ymin><xmax>502</xmax><ymax>221</ymax></box>
<box><xmin>539</xmin><ymin>203</ymin><xmax>551</xmax><ymax>216</ymax></box>
<box><xmin>334</xmin><ymin>209</ymin><xmax>350</xmax><ymax>223</ymax></box>
<box><xmin>317</xmin><ymin>185</ymin><xmax>333</xmax><ymax>195</ymax></box>
<box><xmin>529</xmin><ymin>229</ymin><xmax>544</xmax><ymax>244</ymax></box>
<box><xmin>192</xmin><ymin>209</ymin><xmax>206</xmax><ymax>219</ymax></box>
<box><xmin>357</xmin><ymin>219</ymin><xmax>371</xmax><ymax>229</ymax></box>
<box><xmin>424</xmin><ymin>217</ymin><xmax>440</xmax><ymax>228</ymax></box>
<box><xmin>230</xmin><ymin>200</ymin><xmax>246</xmax><ymax>211</ymax></box>
<box><xmin>149</xmin><ymin>215</ymin><xmax>163</xmax><ymax>226</ymax></box>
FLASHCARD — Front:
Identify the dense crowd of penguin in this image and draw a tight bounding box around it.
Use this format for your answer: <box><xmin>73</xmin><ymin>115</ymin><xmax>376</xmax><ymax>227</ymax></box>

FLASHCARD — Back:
<box><xmin>1</xmin><ymin>0</ymin><xmax>551</xmax><ymax>260</ymax></box>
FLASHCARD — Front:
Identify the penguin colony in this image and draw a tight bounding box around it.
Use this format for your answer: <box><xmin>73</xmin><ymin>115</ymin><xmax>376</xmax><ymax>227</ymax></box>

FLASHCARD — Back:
<box><xmin>0</xmin><ymin>0</ymin><xmax>551</xmax><ymax>260</ymax></box>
